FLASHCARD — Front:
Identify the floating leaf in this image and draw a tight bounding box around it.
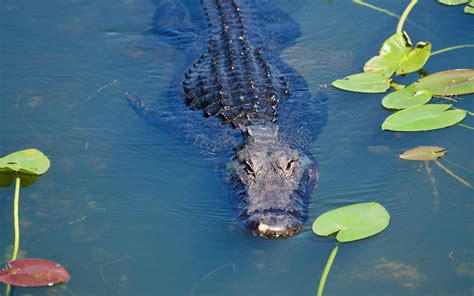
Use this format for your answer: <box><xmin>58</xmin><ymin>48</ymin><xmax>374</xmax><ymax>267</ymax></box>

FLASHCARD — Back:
<box><xmin>400</xmin><ymin>146</ymin><xmax>446</xmax><ymax>161</ymax></box>
<box><xmin>466</xmin><ymin>5</ymin><xmax>474</xmax><ymax>13</ymax></box>
<box><xmin>396</xmin><ymin>42</ymin><xmax>432</xmax><ymax>75</ymax></box>
<box><xmin>416</xmin><ymin>69</ymin><xmax>474</xmax><ymax>96</ymax></box>
<box><xmin>437</xmin><ymin>0</ymin><xmax>469</xmax><ymax>5</ymax></box>
<box><xmin>0</xmin><ymin>149</ymin><xmax>50</xmax><ymax>187</ymax></box>
<box><xmin>0</xmin><ymin>258</ymin><xmax>70</xmax><ymax>287</ymax></box>
<box><xmin>364</xmin><ymin>32</ymin><xmax>411</xmax><ymax>74</ymax></box>
<box><xmin>382</xmin><ymin>84</ymin><xmax>432</xmax><ymax>110</ymax></box>
<box><xmin>364</xmin><ymin>32</ymin><xmax>412</xmax><ymax>75</ymax></box>
<box><xmin>332</xmin><ymin>71</ymin><xmax>391</xmax><ymax>93</ymax></box>
<box><xmin>312</xmin><ymin>202</ymin><xmax>390</xmax><ymax>242</ymax></box>
<box><xmin>382</xmin><ymin>104</ymin><xmax>467</xmax><ymax>131</ymax></box>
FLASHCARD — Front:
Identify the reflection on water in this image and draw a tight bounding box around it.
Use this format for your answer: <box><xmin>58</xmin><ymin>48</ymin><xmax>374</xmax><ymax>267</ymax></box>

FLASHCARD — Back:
<box><xmin>1</xmin><ymin>0</ymin><xmax>473</xmax><ymax>295</ymax></box>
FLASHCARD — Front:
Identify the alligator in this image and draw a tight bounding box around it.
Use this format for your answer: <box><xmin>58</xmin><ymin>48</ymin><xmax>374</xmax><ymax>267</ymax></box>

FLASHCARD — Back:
<box><xmin>127</xmin><ymin>0</ymin><xmax>327</xmax><ymax>237</ymax></box>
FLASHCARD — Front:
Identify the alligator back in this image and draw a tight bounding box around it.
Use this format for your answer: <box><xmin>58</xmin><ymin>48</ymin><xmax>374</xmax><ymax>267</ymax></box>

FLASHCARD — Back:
<box><xmin>182</xmin><ymin>0</ymin><xmax>295</xmax><ymax>127</ymax></box>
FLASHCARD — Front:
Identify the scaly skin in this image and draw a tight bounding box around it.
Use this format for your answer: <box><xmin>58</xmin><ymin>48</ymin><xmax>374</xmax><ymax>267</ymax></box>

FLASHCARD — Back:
<box><xmin>129</xmin><ymin>0</ymin><xmax>322</xmax><ymax>237</ymax></box>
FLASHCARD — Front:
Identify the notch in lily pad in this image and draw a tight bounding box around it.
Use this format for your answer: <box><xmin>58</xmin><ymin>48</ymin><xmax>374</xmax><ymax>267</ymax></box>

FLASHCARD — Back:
<box><xmin>364</xmin><ymin>31</ymin><xmax>431</xmax><ymax>76</ymax></box>
<box><xmin>0</xmin><ymin>148</ymin><xmax>50</xmax><ymax>187</ymax></box>
<box><xmin>312</xmin><ymin>202</ymin><xmax>390</xmax><ymax>295</ymax></box>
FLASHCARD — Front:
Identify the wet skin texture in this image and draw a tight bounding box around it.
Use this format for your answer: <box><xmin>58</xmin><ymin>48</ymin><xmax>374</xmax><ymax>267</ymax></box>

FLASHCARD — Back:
<box><xmin>229</xmin><ymin>125</ymin><xmax>318</xmax><ymax>237</ymax></box>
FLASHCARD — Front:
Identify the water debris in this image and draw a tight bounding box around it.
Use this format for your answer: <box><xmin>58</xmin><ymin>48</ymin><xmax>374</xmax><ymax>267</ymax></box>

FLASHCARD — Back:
<box><xmin>100</xmin><ymin>254</ymin><xmax>145</xmax><ymax>296</ymax></box>
<box><xmin>27</xmin><ymin>96</ymin><xmax>44</xmax><ymax>108</ymax></box>
<box><xmin>434</xmin><ymin>160</ymin><xmax>473</xmax><ymax>189</ymax></box>
<box><xmin>72</xmin><ymin>79</ymin><xmax>119</xmax><ymax>127</ymax></box>
<box><xmin>189</xmin><ymin>263</ymin><xmax>237</xmax><ymax>296</ymax></box>
<box><xmin>456</xmin><ymin>262</ymin><xmax>474</xmax><ymax>278</ymax></box>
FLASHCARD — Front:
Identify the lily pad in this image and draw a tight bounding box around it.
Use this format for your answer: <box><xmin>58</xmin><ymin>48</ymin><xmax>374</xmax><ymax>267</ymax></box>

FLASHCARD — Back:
<box><xmin>396</xmin><ymin>42</ymin><xmax>432</xmax><ymax>75</ymax></box>
<box><xmin>466</xmin><ymin>5</ymin><xmax>474</xmax><ymax>14</ymax></box>
<box><xmin>0</xmin><ymin>258</ymin><xmax>70</xmax><ymax>287</ymax></box>
<box><xmin>416</xmin><ymin>69</ymin><xmax>474</xmax><ymax>96</ymax></box>
<box><xmin>382</xmin><ymin>104</ymin><xmax>467</xmax><ymax>131</ymax></box>
<box><xmin>0</xmin><ymin>149</ymin><xmax>50</xmax><ymax>187</ymax></box>
<box><xmin>437</xmin><ymin>0</ymin><xmax>469</xmax><ymax>5</ymax></box>
<box><xmin>312</xmin><ymin>202</ymin><xmax>390</xmax><ymax>242</ymax></box>
<box><xmin>382</xmin><ymin>84</ymin><xmax>432</xmax><ymax>110</ymax></box>
<box><xmin>400</xmin><ymin>146</ymin><xmax>447</xmax><ymax>161</ymax></box>
<box><xmin>332</xmin><ymin>71</ymin><xmax>391</xmax><ymax>93</ymax></box>
<box><xmin>364</xmin><ymin>32</ymin><xmax>412</xmax><ymax>75</ymax></box>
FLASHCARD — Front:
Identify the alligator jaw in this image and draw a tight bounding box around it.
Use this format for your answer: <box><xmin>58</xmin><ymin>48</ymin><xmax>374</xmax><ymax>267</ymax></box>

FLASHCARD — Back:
<box><xmin>248</xmin><ymin>211</ymin><xmax>304</xmax><ymax>238</ymax></box>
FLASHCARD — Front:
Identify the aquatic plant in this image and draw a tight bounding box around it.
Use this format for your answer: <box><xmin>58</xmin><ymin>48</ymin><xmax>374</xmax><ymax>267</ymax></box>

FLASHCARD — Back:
<box><xmin>312</xmin><ymin>202</ymin><xmax>390</xmax><ymax>296</ymax></box>
<box><xmin>332</xmin><ymin>0</ymin><xmax>473</xmax><ymax>132</ymax></box>
<box><xmin>0</xmin><ymin>149</ymin><xmax>70</xmax><ymax>291</ymax></box>
<box><xmin>437</xmin><ymin>0</ymin><xmax>474</xmax><ymax>14</ymax></box>
<box><xmin>400</xmin><ymin>146</ymin><xmax>473</xmax><ymax>189</ymax></box>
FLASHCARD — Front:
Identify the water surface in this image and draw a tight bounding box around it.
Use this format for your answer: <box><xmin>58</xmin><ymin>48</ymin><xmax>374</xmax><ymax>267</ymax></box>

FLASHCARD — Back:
<box><xmin>1</xmin><ymin>0</ymin><xmax>473</xmax><ymax>295</ymax></box>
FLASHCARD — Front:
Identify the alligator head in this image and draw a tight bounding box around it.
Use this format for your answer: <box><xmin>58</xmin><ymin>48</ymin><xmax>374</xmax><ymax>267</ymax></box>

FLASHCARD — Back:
<box><xmin>229</xmin><ymin>125</ymin><xmax>318</xmax><ymax>238</ymax></box>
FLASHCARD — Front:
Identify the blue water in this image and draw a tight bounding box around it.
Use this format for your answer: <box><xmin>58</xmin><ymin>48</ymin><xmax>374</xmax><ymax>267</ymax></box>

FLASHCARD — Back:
<box><xmin>1</xmin><ymin>0</ymin><xmax>473</xmax><ymax>295</ymax></box>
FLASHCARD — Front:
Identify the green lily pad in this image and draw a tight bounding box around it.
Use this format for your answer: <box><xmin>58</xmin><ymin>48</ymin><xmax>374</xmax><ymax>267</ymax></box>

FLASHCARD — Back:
<box><xmin>381</xmin><ymin>104</ymin><xmax>467</xmax><ymax>131</ymax></box>
<box><xmin>416</xmin><ymin>69</ymin><xmax>474</xmax><ymax>96</ymax></box>
<box><xmin>312</xmin><ymin>202</ymin><xmax>390</xmax><ymax>242</ymax></box>
<box><xmin>466</xmin><ymin>5</ymin><xmax>474</xmax><ymax>14</ymax></box>
<box><xmin>0</xmin><ymin>149</ymin><xmax>50</xmax><ymax>187</ymax></box>
<box><xmin>396</xmin><ymin>42</ymin><xmax>432</xmax><ymax>75</ymax></box>
<box><xmin>382</xmin><ymin>84</ymin><xmax>432</xmax><ymax>110</ymax></box>
<box><xmin>364</xmin><ymin>32</ymin><xmax>412</xmax><ymax>75</ymax></box>
<box><xmin>332</xmin><ymin>71</ymin><xmax>392</xmax><ymax>93</ymax></box>
<box><xmin>437</xmin><ymin>0</ymin><xmax>469</xmax><ymax>5</ymax></box>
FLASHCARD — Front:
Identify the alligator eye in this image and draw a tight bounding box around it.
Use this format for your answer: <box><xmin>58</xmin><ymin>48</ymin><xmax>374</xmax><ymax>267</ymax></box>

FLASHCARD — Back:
<box><xmin>286</xmin><ymin>160</ymin><xmax>296</xmax><ymax>172</ymax></box>
<box><xmin>244</xmin><ymin>161</ymin><xmax>255</xmax><ymax>177</ymax></box>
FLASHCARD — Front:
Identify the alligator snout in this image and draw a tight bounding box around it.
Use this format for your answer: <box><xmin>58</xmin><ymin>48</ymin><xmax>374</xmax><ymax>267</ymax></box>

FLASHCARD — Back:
<box><xmin>245</xmin><ymin>210</ymin><xmax>303</xmax><ymax>238</ymax></box>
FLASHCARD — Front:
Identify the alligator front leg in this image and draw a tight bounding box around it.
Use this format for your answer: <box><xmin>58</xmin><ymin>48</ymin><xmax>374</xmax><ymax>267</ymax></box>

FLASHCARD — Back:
<box><xmin>125</xmin><ymin>92</ymin><xmax>178</xmax><ymax>127</ymax></box>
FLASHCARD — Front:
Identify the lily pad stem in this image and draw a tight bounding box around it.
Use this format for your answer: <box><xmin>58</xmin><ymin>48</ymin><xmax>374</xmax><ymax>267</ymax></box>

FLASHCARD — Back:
<box><xmin>317</xmin><ymin>244</ymin><xmax>339</xmax><ymax>296</ymax></box>
<box><xmin>431</xmin><ymin>44</ymin><xmax>474</xmax><ymax>56</ymax></box>
<box><xmin>11</xmin><ymin>175</ymin><xmax>21</xmax><ymax>262</ymax></box>
<box><xmin>396</xmin><ymin>0</ymin><xmax>418</xmax><ymax>33</ymax></box>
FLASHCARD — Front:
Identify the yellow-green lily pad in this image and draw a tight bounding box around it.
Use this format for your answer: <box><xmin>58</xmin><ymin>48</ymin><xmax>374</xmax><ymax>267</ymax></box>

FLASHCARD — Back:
<box><xmin>382</xmin><ymin>104</ymin><xmax>466</xmax><ymax>132</ymax></box>
<box><xmin>364</xmin><ymin>32</ymin><xmax>412</xmax><ymax>75</ymax></box>
<box><xmin>332</xmin><ymin>71</ymin><xmax>392</xmax><ymax>93</ymax></box>
<box><xmin>312</xmin><ymin>202</ymin><xmax>390</xmax><ymax>242</ymax></box>
<box><xmin>382</xmin><ymin>84</ymin><xmax>432</xmax><ymax>110</ymax></box>
<box><xmin>396</xmin><ymin>42</ymin><xmax>432</xmax><ymax>75</ymax></box>
<box><xmin>437</xmin><ymin>0</ymin><xmax>469</xmax><ymax>5</ymax></box>
<box><xmin>0</xmin><ymin>149</ymin><xmax>50</xmax><ymax>187</ymax></box>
